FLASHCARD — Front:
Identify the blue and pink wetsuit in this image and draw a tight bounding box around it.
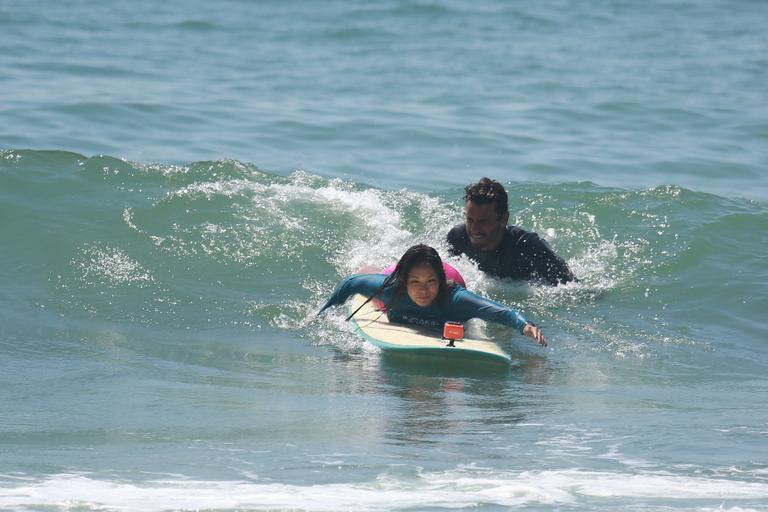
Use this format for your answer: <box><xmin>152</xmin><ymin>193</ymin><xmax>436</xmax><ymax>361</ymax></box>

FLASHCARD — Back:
<box><xmin>319</xmin><ymin>273</ymin><xmax>529</xmax><ymax>334</ymax></box>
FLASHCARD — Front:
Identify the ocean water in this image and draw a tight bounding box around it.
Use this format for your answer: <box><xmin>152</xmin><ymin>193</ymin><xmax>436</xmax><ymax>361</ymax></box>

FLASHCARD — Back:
<box><xmin>1</xmin><ymin>1</ymin><xmax>768</xmax><ymax>511</ymax></box>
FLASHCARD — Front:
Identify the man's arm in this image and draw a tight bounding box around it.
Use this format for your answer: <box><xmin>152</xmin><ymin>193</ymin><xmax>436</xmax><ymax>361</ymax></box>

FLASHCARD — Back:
<box><xmin>523</xmin><ymin>233</ymin><xmax>576</xmax><ymax>285</ymax></box>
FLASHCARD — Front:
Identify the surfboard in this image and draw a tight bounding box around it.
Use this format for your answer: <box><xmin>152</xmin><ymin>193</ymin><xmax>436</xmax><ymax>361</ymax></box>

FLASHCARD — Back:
<box><xmin>347</xmin><ymin>294</ymin><xmax>512</xmax><ymax>365</ymax></box>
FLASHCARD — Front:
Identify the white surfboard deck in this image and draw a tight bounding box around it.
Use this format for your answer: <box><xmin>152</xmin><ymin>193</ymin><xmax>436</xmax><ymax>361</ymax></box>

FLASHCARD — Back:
<box><xmin>348</xmin><ymin>294</ymin><xmax>511</xmax><ymax>365</ymax></box>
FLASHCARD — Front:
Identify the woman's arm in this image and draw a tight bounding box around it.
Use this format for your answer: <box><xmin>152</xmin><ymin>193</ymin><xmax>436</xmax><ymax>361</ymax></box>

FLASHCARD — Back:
<box><xmin>318</xmin><ymin>274</ymin><xmax>388</xmax><ymax>314</ymax></box>
<box><xmin>450</xmin><ymin>289</ymin><xmax>547</xmax><ymax>347</ymax></box>
<box><xmin>522</xmin><ymin>323</ymin><xmax>547</xmax><ymax>347</ymax></box>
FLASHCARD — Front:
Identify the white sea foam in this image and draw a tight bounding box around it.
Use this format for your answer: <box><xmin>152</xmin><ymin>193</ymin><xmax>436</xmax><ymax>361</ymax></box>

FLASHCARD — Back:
<box><xmin>74</xmin><ymin>245</ymin><xmax>155</xmax><ymax>287</ymax></box>
<box><xmin>159</xmin><ymin>168</ymin><xmax>693</xmax><ymax>364</ymax></box>
<box><xmin>2</xmin><ymin>469</ymin><xmax>767</xmax><ymax>512</ymax></box>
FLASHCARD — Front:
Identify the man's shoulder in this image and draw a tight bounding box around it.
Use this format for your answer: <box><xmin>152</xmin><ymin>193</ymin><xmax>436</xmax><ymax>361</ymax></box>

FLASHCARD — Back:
<box><xmin>446</xmin><ymin>223</ymin><xmax>470</xmax><ymax>253</ymax></box>
<box><xmin>502</xmin><ymin>225</ymin><xmax>552</xmax><ymax>251</ymax></box>
<box><xmin>502</xmin><ymin>225</ymin><xmax>534</xmax><ymax>246</ymax></box>
<box><xmin>447</xmin><ymin>223</ymin><xmax>467</xmax><ymax>239</ymax></box>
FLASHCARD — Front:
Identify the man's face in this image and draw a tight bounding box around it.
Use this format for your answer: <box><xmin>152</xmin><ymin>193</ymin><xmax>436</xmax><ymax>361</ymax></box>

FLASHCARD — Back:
<box><xmin>465</xmin><ymin>200</ymin><xmax>508</xmax><ymax>250</ymax></box>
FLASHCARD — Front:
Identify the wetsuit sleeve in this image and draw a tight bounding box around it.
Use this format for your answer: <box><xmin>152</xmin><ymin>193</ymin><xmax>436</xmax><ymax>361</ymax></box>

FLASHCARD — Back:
<box><xmin>522</xmin><ymin>232</ymin><xmax>575</xmax><ymax>285</ymax></box>
<box><xmin>319</xmin><ymin>274</ymin><xmax>387</xmax><ymax>314</ymax></box>
<box><xmin>450</xmin><ymin>288</ymin><xmax>530</xmax><ymax>334</ymax></box>
<box><xmin>446</xmin><ymin>223</ymin><xmax>467</xmax><ymax>257</ymax></box>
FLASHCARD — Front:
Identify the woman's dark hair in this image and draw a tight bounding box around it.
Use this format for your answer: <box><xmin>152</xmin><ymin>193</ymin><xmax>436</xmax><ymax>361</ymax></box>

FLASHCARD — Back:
<box><xmin>346</xmin><ymin>244</ymin><xmax>451</xmax><ymax>321</ymax></box>
<box><xmin>464</xmin><ymin>177</ymin><xmax>508</xmax><ymax>217</ymax></box>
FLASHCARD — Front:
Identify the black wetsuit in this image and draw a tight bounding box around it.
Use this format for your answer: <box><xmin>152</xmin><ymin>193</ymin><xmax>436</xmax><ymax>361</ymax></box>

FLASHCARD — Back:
<box><xmin>447</xmin><ymin>223</ymin><xmax>575</xmax><ymax>285</ymax></box>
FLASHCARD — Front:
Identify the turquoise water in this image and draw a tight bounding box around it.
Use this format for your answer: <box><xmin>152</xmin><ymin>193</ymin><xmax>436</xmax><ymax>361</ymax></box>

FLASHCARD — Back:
<box><xmin>2</xmin><ymin>1</ymin><xmax>768</xmax><ymax>511</ymax></box>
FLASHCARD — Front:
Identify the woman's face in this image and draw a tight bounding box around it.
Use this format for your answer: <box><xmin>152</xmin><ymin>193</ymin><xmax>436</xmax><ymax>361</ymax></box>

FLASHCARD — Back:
<box><xmin>406</xmin><ymin>264</ymin><xmax>439</xmax><ymax>307</ymax></box>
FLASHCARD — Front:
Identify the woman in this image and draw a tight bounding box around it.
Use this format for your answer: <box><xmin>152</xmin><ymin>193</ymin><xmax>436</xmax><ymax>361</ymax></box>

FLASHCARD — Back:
<box><xmin>319</xmin><ymin>244</ymin><xmax>547</xmax><ymax>347</ymax></box>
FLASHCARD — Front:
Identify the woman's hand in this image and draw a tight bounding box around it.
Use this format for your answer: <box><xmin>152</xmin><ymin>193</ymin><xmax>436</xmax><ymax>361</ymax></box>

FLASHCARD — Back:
<box><xmin>523</xmin><ymin>323</ymin><xmax>547</xmax><ymax>347</ymax></box>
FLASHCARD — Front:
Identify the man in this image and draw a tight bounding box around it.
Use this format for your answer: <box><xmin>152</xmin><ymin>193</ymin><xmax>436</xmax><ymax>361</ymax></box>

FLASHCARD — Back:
<box><xmin>447</xmin><ymin>177</ymin><xmax>575</xmax><ymax>285</ymax></box>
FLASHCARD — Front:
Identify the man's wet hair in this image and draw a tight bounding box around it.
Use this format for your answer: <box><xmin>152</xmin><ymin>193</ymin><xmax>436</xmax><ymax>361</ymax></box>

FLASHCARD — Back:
<box><xmin>464</xmin><ymin>177</ymin><xmax>508</xmax><ymax>217</ymax></box>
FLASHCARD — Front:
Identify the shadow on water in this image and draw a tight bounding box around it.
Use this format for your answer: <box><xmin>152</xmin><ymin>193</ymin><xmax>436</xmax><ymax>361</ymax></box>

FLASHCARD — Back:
<box><xmin>368</xmin><ymin>351</ymin><xmax>552</xmax><ymax>445</ymax></box>
<box><xmin>377</xmin><ymin>350</ymin><xmax>550</xmax><ymax>383</ymax></box>
<box><xmin>378</xmin><ymin>351</ymin><xmax>511</xmax><ymax>378</ymax></box>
